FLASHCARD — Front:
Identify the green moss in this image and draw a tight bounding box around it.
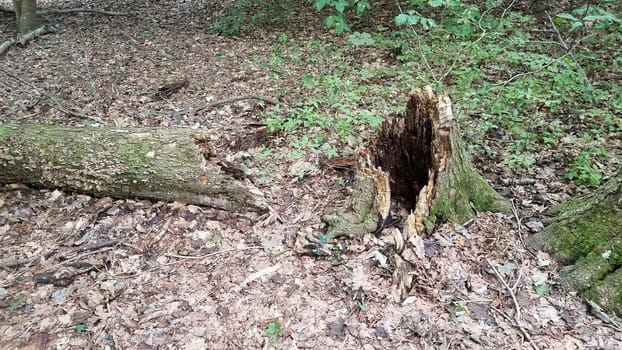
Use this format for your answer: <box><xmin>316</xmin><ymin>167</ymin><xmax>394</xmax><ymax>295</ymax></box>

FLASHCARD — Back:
<box><xmin>538</xmin><ymin>197</ymin><xmax>622</xmax><ymax>263</ymax></box>
<box><xmin>427</xmin><ymin>164</ymin><xmax>510</xmax><ymax>228</ymax></box>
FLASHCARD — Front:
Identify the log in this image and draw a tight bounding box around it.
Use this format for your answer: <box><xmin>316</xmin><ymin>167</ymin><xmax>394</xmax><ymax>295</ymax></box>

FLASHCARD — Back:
<box><xmin>296</xmin><ymin>87</ymin><xmax>511</xmax><ymax>298</ymax></box>
<box><xmin>531</xmin><ymin>169</ymin><xmax>622</xmax><ymax>315</ymax></box>
<box><xmin>0</xmin><ymin>123</ymin><xmax>267</xmax><ymax>212</ymax></box>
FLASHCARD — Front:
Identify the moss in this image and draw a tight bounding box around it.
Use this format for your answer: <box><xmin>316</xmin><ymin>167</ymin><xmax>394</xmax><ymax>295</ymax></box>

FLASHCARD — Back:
<box><xmin>584</xmin><ymin>268</ymin><xmax>622</xmax><ymax>316</ymax></box>
<box><xmin>427</xmin><ymin>165</ymin><xmax>510</xmax><ymax>228</ymax></box>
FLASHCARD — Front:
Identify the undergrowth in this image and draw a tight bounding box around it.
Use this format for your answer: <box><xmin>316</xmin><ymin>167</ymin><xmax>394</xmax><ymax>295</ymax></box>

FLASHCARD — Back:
<box><xmin>217</xmin><ymin>1</ymin><xmax>621</xmax><ymax>187</ymax></box>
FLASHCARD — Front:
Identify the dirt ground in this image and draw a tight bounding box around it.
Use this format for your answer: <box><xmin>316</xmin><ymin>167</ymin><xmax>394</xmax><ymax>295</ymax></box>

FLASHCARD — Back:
<box><xmin>1</xmin><ymin>1</ymin><xmax>621</xmax><ymax>349</ymax></box>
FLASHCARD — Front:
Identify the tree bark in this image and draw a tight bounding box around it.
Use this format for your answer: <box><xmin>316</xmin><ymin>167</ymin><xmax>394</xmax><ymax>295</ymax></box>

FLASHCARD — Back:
<box><xmin>296</xmin><ymin>87</ymin><xmax>511</xmax><ymax>298</ymax></box>
<box><xmin>531</xmin><ymin>169</ymin><xmax>622</xmax><ymax>315</ymax></box>
<box><xmin>13</xmin><ymin>0</ymin><xmax>42</xmax><ymax>34</ymax></box>
<box><xmin>0</xmin><ymin>123</ymin><xmax>267</xmax><ymax>212</ymax></box>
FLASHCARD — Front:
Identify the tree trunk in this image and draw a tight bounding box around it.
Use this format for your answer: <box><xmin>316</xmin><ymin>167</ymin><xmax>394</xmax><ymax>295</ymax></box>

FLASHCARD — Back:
<box><xmin>531</xmin><ymin>169</ymin><xmax>622</xmax><ymax>315</ymax></box>
<box><xmin>13</xmin><ymin>0</ymin><xmax>42</xmax><ymax>33</ymax></box>
<box><xmin>0</xmin><ymin>123</ymin><xmax>267</xmax><ymax>212</ymax></box>
<box><xmin>296</xmin><ymin>86</ymin><xmax>511</xmax><ymax>297</ymax></box>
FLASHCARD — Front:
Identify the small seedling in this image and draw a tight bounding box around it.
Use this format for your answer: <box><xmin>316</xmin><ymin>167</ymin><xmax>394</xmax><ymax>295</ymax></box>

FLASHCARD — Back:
<box><xmin>264</xmin><ymin>320</ymin><xmax>283</xmax><ymax>340</ymax></box>
<box><xmin>75</xmin><ymin>323</ymin><xmax>90</xmax><ymax>334</ymax></box>
<box><xmin>212</xmin><ymin>233</ymin><xmax>221</xmax><ymax>245</ymax></box>
<box><xmin>358</xmin><ymin>302</ymin><xmax>368</xmax><ymax>312</ymax></box>
<box><xmin>9</xmin><ymin>293</ymin><xmax>28</xmax><ymax>313</ymax></box>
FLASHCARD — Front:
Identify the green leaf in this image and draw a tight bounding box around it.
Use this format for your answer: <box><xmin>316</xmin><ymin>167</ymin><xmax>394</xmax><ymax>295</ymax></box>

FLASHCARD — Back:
<box><xmin>313</xmin><ymin>0</ymin><xmax>331</xmax><ymax>11</ymax></box>
<box><xmin>534</xmin><ymin>283</ymin><xmax>548</xmax><ymax>296</ymax></box>
<box><xmin>356</xmin><ymin>1</ymin><xmax>371</xmax><ymax>16</ymax></box>
<box><xmin>556</xmin><ymin>13</ymin><xmax>579</xmax><ymax>22</ymax></box>
<box><xmin>265</xmin><ymin>321</ymin><xmax>283</xmax><ymax>337</ymax></box>
<box><xmin>334</xmin><ymin>0</ymin><xmax>350</xmax><ymax>14</ymax></box>
<box><xmin>358</xmin><ymin>302</ymin><xmax>368</xmax><ymax>312</ymax></box>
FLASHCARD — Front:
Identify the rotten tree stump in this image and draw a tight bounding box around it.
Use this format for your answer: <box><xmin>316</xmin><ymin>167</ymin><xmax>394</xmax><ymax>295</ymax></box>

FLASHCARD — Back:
<box><xmin>297</xmin><ymin>86</ymin><xmax>510</xmax><ymax>297</ymax></box>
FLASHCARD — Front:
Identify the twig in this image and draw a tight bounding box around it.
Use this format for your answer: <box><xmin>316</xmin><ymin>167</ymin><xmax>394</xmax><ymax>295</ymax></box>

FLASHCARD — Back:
<box><xmin>38</xmin><ymin>8</ymin><xmax>127</xmax><ymax>16</ymax></box>
<box><xmin>440</xmin><ymin>0</ymin><xmax>518</xmax><ymax>83</ymax></box>
<box><xmin>194</xmin><ymin>95</ymin><xmax>280</xmax><ymax>112</ymax></box>
<box><xmin>395</xmin><ymin>1</ymin><xmax>437</xmax><ymax>83</ymax></box>
<box><xmin>487</xmin><ymin>259</ymin><xmax>539</xmax><ymax>350</ymax></box>
<box><xmin>545</xmin><ymin>11</ymin><xmax>593</xmax><ymax>98</ymax></box>
<box><xmin>153</xmin><ymin>217</ymin><xmax>173</xmax><ymax>244</ymax></box>
<box><xmin>0</xmin><ymin>66</ymin><xmax>102</xmax><ymax>122</ymax></box>
<box><xmin>0</xmin><ymin>250</ymin><xmax>56</xmax><ymax>269</ymax></box>
<box><xmin>164</xmin><ymin>246</ymin><xmax>263</xmax><ymax>263</ymax></box>
<box><xmin>496</xmin><ymin>53</ymin><xmax>570</xmax><ymax>86</ymax></box>
<box><xmin>586</xmin><ymin>300</ymin><xmax>622</xmax><ymax>331</ymax></box>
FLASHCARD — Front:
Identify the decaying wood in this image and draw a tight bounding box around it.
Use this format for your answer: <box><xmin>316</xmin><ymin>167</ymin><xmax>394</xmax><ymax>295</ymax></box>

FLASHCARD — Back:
<box><xmin>296</xmin><ymin>86</ymin><xmax>511</xmax><ymax>298</ymax></box>
<box><xmin>0</xmin><ymin>123</ymin><xmax>267</xmax><ymax>212</ymax></box>
<box><xmin>194</xmin><ymin>95</ymin><xmax>280</xmax><ymax>112</ymax></box>
<box><xmin>38</xmin><ymin>8</ymin><xmax>127</xmax><ymax>16</ymax></box>
<box><xmin>153</xmin><ymin>78</ymin><xmax>189</xmax><ymax>99</ymax></box>
<box><xmin>0</xmin><ymin>24</ymin><xmax>56</xmax><ymax>56</ymax></box>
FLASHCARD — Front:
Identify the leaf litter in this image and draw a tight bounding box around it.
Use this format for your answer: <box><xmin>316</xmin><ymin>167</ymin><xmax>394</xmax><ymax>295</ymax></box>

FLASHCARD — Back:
<box><xmin>1</xmin><ymin>0</ymin><xmax>621</xmax><ymax>349</ymax></box>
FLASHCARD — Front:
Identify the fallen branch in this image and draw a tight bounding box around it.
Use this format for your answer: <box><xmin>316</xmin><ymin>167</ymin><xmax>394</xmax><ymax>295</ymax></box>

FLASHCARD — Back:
<box><xmin>38</xmin><ymin>8</ymin><xmax>127</xmax><ymax>16</ymax></box>
<box><xmin>0</xmin><ymin>249</ymin><xmax>56</xmax><ymax>269</ymax></box>
<box><xmin>0</xmin><ymin>66</ymin><xmax>102</xmax><ymax>122</ymax></box>
<box><xmin>194</xmin><ymin>95</ymin><xmax>280</xmax><ymax>112</ymax></box>
<box><xmin>487</xmin><ymin>259</ymin><xmax>539</xmax><ymax>350</ymax></box>
<box><xmin>0</xmin><ymin>6</ymin><xmax>126</xmax><ymax>16</ymax></box>
<box><xmin>0</xmin><ymin>25</ymin><xmax>56</xmax><ymax>56</ymax></box>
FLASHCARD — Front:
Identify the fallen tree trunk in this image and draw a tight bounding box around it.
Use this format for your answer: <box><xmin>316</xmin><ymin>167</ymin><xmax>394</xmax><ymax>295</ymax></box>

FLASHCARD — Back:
<box><xmin>297</xmin><ymin>87</ymin><xmax>511</xmax><ymax>297</ymax></box>
<box><xmin>0</xmin><ymin>123</ymin><xmax>267</xmax><ymax>212</ymax></box>
<box><xmin>531</xmin><ymin>169</ymin><xmax>622</xmax><ymax>315</ymax></box>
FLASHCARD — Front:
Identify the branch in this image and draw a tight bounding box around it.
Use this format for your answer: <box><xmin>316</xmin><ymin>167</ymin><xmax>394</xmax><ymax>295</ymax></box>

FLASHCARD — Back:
<box><xmin>487</xmin><ymin>259</ymin><xmax>539</xmax><ymax>350</ymax></box>
<box><xmin>0</xmin><ymin>25</ymin><xmax>56</xmax><ymax>56</ymax></box>
<box><xmin>193</xmin><ymin>95</ymin><xmax>280</xmax><ymax>112</ymax></box>
<box><xmin>38</xmin><ymin>8</ymin><xmax>128</xmax><ymax>16</ymax></box>
<box><xmin>545</xmin><ymin>11</ymin><xmax>593</xmax><ymax>98</ymax></box>
<box><xmin>0</xmin><ymin>67</ymin><xmax>103</xmax><ymax>122</ymax></box>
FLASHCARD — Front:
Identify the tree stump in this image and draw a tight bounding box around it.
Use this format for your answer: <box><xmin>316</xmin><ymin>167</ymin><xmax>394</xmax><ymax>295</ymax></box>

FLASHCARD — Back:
<box><xmin>0</xmin><ymin>123</ymin><xmax>267</xmax><ymax>212</ymax></box>
<box><xmin>531</xmin><ymin>169</ymin><xmax>622</xmax><ymax>315</ymax></box>
<box><xmin>297</xmin><ymin>86</ymin><xmax>511</xmax><ymax>298</ymax></box>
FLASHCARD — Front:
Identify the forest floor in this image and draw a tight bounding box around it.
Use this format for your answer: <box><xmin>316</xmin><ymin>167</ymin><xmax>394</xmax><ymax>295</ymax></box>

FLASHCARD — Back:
<box><xmin>1</xmin><ymin>0</ymin><xmax>621</xmax><ymax>349</ymax></box>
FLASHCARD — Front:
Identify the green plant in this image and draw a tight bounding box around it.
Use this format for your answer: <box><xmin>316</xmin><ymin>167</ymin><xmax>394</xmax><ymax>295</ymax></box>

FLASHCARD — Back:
<box><xmin>212</xmin><ymin>233</ymin><xmax>221</xmax><ymax>245</ymax></box>
<box><xmin>264</xmin><ymin>320</ymin><xmax>283</xmax><ymax>340</ymax></box>
<box><xmin>9</xmin><ymin>293</ymin><xmax>28</xmax><ymax>313</ymax></box>
<box><xmin>345</xmin><ymin>32</ymin><xmax>375</xmax><ymax>50</ymax></box>
<box><xmin>214</xmin><ymin>0</ymin><xmax>293</xmax><ymax>35</ymax></box>
<box><xmin>556</xmin><ymin>5</ymin><xmax>621</xmax><ymax>33</ymax></box>
<box><xmin>565</xmin><ymin>149</ymin><xmax>609</xmax><ymax>187</ymax></box>
<box><xmin>313</xmin><ymin>0</ymin><xmax>371</xmax><ymax>33</ymax></box>
<box><xmin>358</xmin><ymin>301</ymin><xmax>368</xmax><ymax>312</ymax></box>
<box><xmin>75</xmin><ymin>323</ymin><xmax>90</xmax><ymax>334</ymax></box>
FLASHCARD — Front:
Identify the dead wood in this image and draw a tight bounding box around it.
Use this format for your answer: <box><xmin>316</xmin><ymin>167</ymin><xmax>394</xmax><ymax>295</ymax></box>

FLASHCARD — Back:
<box><xmin>38</xmin><ymin>8</ymin><xmax>127</xmax><ymax>16</ymax></box>
<box><xmin>0</xmin><ymin>123</ymin><xmax>268</xmax><ymax>212</ymax></box>
<box><xmin>194</xmin><ymin>95</ymin><xmax>280</xmax><ymax>112</ymax></box>
<box><xmin>0</xmin><ymin>24</ymin><xmax>56</xmax><ymax>56</ymax></box>
<box><xmin>296</xmin><ymin>86</ymin><xmax>511</xmax><ymax>298</ymax></box>
<box><xmin>0</xmin><ymin>6</ymin><xmax>127</xmax><ymax>16</ymax></box>
<box><xmin>153</xmin><ymin>78</ymin><xmax>189</xmax><ymax>100</ymax></box>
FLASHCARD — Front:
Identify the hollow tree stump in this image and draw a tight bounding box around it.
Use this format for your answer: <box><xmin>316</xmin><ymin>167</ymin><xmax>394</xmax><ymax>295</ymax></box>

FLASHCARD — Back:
<box><xmin>296</xmin><ymin>86</ymin><xmax>511</xmax><ymax>298</ymax></box>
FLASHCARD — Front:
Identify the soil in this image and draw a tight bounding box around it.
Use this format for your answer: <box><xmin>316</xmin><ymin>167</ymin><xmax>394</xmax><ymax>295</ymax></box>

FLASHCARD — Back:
<box><xmin>1</xmin><ymin>0</ymin><xmax>621</xmax><ymax>349</ymax></box>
